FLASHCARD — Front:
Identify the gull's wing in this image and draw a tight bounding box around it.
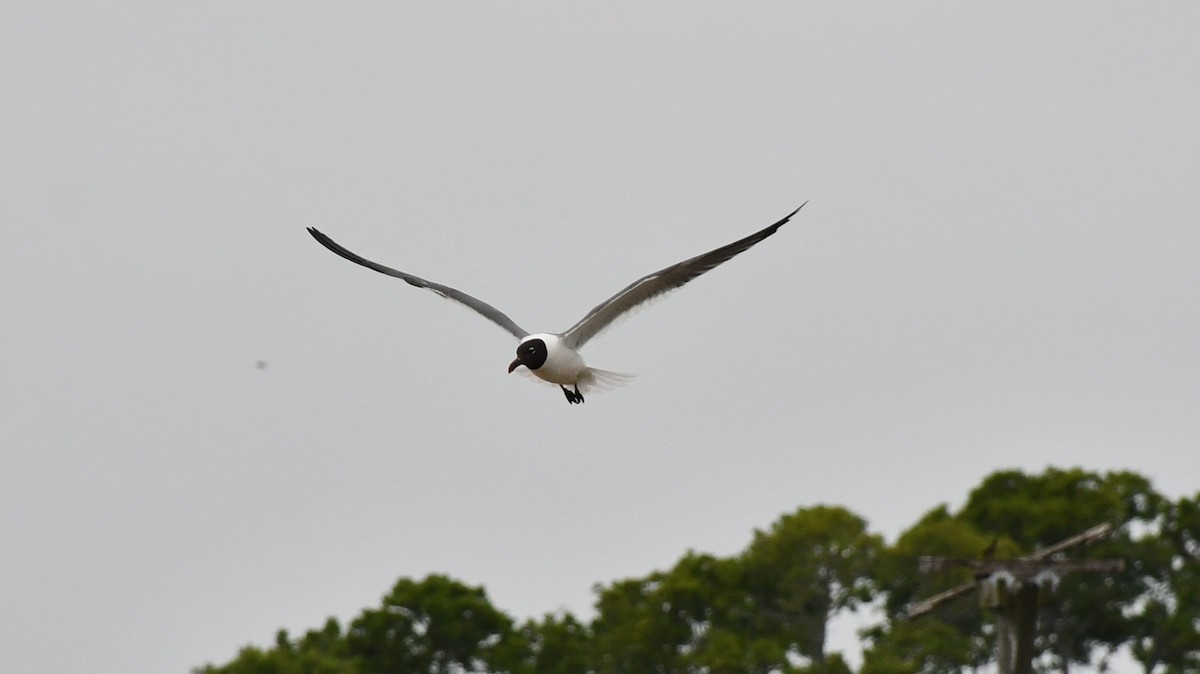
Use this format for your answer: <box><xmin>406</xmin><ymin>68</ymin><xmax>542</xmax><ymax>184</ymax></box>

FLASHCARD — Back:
<box><xmin>307</xmin><ymin>228</ymin><xmax>529</xmax><ymax>339</ymax></box>
<box><xmin>560</xmin><ymin>204</ymin><xmax>805</xmax><ymax>350</ymax></box>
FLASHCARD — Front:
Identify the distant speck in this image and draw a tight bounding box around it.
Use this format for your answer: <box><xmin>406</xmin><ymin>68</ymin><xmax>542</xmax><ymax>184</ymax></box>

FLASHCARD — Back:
<box><xmin>256</xmin><ymin>360</ymin><xmax>268</xmax><ymax>370</ymax></box>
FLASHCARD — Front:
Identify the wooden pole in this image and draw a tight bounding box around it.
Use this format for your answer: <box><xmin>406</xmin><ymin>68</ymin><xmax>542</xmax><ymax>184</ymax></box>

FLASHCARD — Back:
<box><xmin>996</xmin><ymin>599</ymin><xmax>1014</xmax><ymax>674</ymax></box>
<box><xmin>1013</xmin><ymin>583</ymin><xmax>1038</xmax><ymax>674</ymax></box>
<box><xmin>906</xmin><ymin>522</ymin><xmax>1125</xmax><ymax>674</ymax></box>
<box><xmin>994</xmin><ymin>581</ymin><xmax>1039</xmax><ymax>674</ymax></box>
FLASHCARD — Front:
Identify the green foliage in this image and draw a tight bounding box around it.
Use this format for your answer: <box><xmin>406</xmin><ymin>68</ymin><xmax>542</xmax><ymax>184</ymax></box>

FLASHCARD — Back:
<box><xmin>959</xmin><ymin>468</ymin><xmax>1160</xmax><ymax>548</ymax></box>
<box><xmin>739</xmin><ymin>506</ymin><xmax>884</xmax><ymax>665</ymax></box>
<box><xmin>345</xmin><ymin>574</ymin><xmax>523</xmax><ymax>674</ymax></box>
<box><xmin>194</xmin><ymin>620</ymin><xmax>357</xmax><ymax>674</ymax></box>
<box><xmin>589</xmin><ymin>572</ymin><xmax>686</xmax><ymax>673</ymax></box>
<box><xmin>588</xmin><ymin>506</ymin><xmax>885</xmax><ymax>673</ymax></box>
<box><xmin>517</xmin><ymin>613</ymin><xmax>590</xmax><ymax>674</ymax></box>
<box><xmin>1127</xmin><ymin>492</ymin><xmax>1200</xmax><ymax>674</ymax></box>
<box><xmin>868</xmin><ymin>508</ymin><xmax>998</xmax><ymax>671</ymax></box>
<box><xmin>196</xmin><ymin>575</ymin><xmax>526</xmax><ymax>674</ymax></box>
<box><xmin>863</xmin><ymin>467</ymin><xmax>1192</xmax><ymax>673</ymax></box>
<box><xmin>880</xmin><ymin>506</ymin><xmax>1004</xmax><ymax>616</ymax></box>
<box><xmin>198</xmin><ymin>469</ymin><xmax>1199</xmax><ymax>674</ymax></box>
<box><xmin>860</xmin><ymin>620</ymin><xmax>976</xmax><ymax>674</ymax></box>
<box><xmin>959</xmin><ymin>468</ymin><xmax>1167</xmax><ymax>671</ymax></box>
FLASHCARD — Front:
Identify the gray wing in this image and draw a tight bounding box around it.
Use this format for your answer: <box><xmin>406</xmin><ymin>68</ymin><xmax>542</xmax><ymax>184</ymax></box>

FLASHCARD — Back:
<box><xmin>560</xmin><ymin>203</ymin><xmax>805</xmax><ymax>349</ymax></box>
<box><xmin>307</xmin><ymin>228</ymin><xmax>529</xmax><ymax>339</ymax></box>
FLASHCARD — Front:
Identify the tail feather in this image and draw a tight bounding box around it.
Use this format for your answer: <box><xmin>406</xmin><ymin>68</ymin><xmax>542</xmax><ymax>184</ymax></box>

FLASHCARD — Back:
<box><xmin>577</xmin><ymin>367</ymin><xmax>636</xmax><ymax>396</ymax></box>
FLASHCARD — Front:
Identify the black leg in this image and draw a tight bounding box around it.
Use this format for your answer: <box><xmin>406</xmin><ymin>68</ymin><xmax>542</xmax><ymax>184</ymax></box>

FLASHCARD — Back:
<box><xmin>560</xmin><ymin>385</ymin><xmax>585</xmax><ymax>404</ymax></box>
<box><xmin>573</xmin><ymin>384</ymin><xmax>585</xmax><ymax>404</ymax></box>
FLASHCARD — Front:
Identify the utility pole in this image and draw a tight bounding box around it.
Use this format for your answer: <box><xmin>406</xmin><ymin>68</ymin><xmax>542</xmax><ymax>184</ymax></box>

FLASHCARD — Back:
<box><xmin>905</xmin><ymin>522</ymin><xmax>1125</xmax><ymax>674</ymax></box>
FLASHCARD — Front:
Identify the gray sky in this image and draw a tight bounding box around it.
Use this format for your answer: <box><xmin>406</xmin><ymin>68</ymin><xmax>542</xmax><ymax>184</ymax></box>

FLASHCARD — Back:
<box><xmin>3</xmin><ymin>4</ymin><xmax>1198</xmax><ymax>673</ymax></box>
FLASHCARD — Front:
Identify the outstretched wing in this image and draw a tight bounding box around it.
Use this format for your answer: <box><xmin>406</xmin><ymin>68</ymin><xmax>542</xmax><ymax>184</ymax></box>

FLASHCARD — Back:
<box><xmin>560</xmin><ymin>204</ymin><xmax>805</xmax><ymax>349</ymax></box>
<box><xmin>307</xmin><ymin>228</ymin><xmax>529</xmax><ymax>339</ymax></box>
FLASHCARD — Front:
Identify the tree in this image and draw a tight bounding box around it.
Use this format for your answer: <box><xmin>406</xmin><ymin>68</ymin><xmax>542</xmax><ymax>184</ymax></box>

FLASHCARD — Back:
<box><xmin>860</xmin><ymin>620</ymin><xmax>978</xmax><ymax>674</ymax></box>
<box><xmin>654</xmin><ymin>551</ymin><xmax>783</xmax><ymax>674</ymax></box>
<box><xmin>1128</xmin><ymin>492</ymin><xmax>1200</xmax><ymax>673</ymax></box>
<box><xmin>195</xmin><ymin>620</ymin><xmax>358</xmax><ymax>674</ymax></box>
<box><xmin>589</xmin><ymin>545</ymin><xmax>853</xmax><ymax>674</ymax></box>
<box><xmin>590</xmin><ymin>571</ymin><xmax>687</xmax><ymax>674</ymax></box>
<box><xmin>518</xmin><ymin>612</ymin><xmax>590</xmax><ymax>674</ymax></box>
<box><xmin>959</xmin><ymin>468</ymin><xmax>1166</xmax><ymax>672</ymax></box>
<box><xmin>863</xmin><ymin>506</ymin><xmax>1005</xmax><ymax>673</ymax></box>
<box><xmin>738</xmin><ymin>505</ymin><xmax>884</xmax><ymax>669</ymax></box>
<box><xmin>199</xmin><ymin>470</ymin><xmax>1196</xmax><ymax>674</ymax></box>
<box><xmin>344</xmin><ymin>574</ymin><xmax>525</xmax><ymax>674</ymax></box>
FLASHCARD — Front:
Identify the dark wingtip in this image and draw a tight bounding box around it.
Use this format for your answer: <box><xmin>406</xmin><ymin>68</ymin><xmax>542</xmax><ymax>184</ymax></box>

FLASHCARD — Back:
<box><xmin>782</xmin><ymin>201</ymin><xmax>808</xmax><ymax>222</ymax></box>
<box><xmin>765</xmin><ymin>201</ymin><xmax>808</xmax><ymax>233</ymax></box>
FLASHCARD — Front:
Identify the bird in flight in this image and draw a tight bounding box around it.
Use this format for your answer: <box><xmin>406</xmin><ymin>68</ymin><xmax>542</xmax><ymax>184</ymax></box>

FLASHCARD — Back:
<box><xmin>308</xmin><ymin>203</ymin><xmax>805</xmax><ymax>404</ymax></box>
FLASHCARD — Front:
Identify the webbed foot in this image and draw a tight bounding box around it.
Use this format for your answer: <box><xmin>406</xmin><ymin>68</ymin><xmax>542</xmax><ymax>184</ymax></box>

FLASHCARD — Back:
<box><xmin>560</xmin><ymin>385</ymin><xmax>585</xmax><ymax>404</ymax></box>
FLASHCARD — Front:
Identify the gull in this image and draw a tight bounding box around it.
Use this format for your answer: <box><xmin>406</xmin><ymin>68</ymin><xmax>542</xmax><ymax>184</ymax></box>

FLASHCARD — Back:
<box><xmin>307</xmin><ymin>203</ymin><xmax>804</xmax><ymax>404</ymax></box>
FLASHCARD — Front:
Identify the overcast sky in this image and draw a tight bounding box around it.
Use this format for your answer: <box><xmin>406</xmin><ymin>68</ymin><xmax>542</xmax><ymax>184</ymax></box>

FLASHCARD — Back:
<box><xmin>3</xmin><ymin>4</ymin><xmax>1198</xmax><ymax>673</ymax></box>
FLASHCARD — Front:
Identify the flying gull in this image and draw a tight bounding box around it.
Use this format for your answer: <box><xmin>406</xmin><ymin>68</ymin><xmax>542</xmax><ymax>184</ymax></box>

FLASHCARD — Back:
<box><xmin>307</xmin><ymin>203</ymin><xmax>805</xmax><ymax>404</ymax></box>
